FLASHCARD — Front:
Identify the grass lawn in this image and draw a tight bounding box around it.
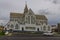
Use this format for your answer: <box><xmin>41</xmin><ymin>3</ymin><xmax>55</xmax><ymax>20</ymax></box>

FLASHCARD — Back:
<box><xmin>0</xmin><ymin>31</ymin><xmax>5</xmax><ymax>36</ymax></box>
<box><xmin>13</xmin><ymin>31</ymin><xmax>44</xmax><ymax>35</ymax></box>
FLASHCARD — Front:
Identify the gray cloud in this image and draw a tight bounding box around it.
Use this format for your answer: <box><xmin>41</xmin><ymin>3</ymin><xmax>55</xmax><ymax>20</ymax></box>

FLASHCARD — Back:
<box><xmin>53</xmin><ymin>0</ymin><xmax>60</xmax><ymax>4</ymax></box>
<box><xmin>0</xmin><ymin>0</ymin><xmax>60</xmax><ymax>25</ymax></box>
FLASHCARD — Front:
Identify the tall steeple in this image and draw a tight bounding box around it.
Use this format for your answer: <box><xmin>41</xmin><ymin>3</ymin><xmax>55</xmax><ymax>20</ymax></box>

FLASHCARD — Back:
<box><xmin>24</xmin><ymin>1</ymin><xmax>28</xmax><ymax>13</ymax></box>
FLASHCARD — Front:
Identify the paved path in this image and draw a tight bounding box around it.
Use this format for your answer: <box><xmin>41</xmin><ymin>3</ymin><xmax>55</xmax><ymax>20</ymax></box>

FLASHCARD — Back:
<box><xmin>0</xmin><ymin>36</ymin><xmax>60</xmax><ymax>40</ymax></box>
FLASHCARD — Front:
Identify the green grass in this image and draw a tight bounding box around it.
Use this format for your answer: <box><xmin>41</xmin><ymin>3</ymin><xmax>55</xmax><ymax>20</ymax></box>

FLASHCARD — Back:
<box><xmin>33</xmin><ymin>31</ymin><xmax>44</xmax><ymax>34</ymax></box>
<box><xmin>13</xmin><ymin>31</ymin><xmax>44</xmax><ymax>34</ymax></box>
<box><xmin>0</xmin><ymin>31</ymin><xmax>5</xmax><ymax>36</ymax></box>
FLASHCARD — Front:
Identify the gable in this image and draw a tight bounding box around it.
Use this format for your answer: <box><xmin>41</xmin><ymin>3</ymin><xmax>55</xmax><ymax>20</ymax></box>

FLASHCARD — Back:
<box><xmin>25</xmin><ymin>8</ymin><xmax>34</xmax><ymax>15</ymax></box>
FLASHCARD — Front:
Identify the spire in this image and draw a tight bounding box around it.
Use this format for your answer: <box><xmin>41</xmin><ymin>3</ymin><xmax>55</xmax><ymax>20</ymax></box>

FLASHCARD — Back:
<box><xmin>24</xmin><ymin>1</ymin><xmax>28</xmax><ymax>13</ymax></box>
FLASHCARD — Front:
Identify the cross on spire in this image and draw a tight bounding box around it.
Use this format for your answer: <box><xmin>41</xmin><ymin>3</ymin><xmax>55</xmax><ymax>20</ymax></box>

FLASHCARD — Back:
<box><xmin>25</xmin><ymin>1</ymin><xmax>27</xmax><ymax>5</ymax></box>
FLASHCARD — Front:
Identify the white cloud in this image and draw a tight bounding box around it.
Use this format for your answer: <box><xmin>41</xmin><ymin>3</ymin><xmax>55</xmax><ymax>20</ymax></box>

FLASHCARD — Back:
<box><xmin>0</xmin><ymin>0</ymin><xmax>60</xmax><ymax>25</ymax></box>
<box><xmin>0</xmin><ymin>20</ymin><xmax>8</xmax><ymax>26</ymax></box>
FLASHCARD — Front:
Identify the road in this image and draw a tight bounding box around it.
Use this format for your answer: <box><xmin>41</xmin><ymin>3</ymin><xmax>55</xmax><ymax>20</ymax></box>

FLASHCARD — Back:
<box><xmin>0</xmin><ymin>36</ymin><xmax>60</xmax><ymax>40</ymax></box>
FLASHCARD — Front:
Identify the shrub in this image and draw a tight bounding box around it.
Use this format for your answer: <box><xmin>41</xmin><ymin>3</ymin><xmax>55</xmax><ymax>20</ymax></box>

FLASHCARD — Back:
<box><xmin>0</xmin><ymin>31</ymin><xmax>5</xmax><ymax>35</ymax></box>
<box><xmin>34</xmin><ymin>31</ymin><xmax>44</xmax><ymax>34</ymax></box>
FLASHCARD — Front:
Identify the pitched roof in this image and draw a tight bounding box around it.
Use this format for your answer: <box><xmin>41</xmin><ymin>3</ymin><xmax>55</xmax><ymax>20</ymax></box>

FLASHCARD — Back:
<box><xmin>35</xmin><ymin>15</ymin><xmax>47</xmax><ymax>20</ymax></box>
<box><xmin>10</xmin><ymin>12</ymin><xmax>24</xmax><ymax>18</ymax></box>
<box><xmin>28</xmin><ymin>8</ymin><xmax>34</xmax><ymax>14</ymax></box>
<box><xmin>10</xmin><ymin>12</ymin><xmax>47</xmax><ymax>20</ymax></box>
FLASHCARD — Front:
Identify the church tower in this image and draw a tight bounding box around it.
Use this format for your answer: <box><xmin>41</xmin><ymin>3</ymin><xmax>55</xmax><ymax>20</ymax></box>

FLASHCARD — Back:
<box><xmin>24</xmin><ymin>1</ymin><xmax>28</xmax><ymax>13</ymax></box>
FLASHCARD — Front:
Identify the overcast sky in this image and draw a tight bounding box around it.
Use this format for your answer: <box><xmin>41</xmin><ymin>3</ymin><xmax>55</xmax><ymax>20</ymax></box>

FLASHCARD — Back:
<box><xmin>0</xmin><ymin>0</ymin><xmax>60</xmax><ymax>25</ymax></box>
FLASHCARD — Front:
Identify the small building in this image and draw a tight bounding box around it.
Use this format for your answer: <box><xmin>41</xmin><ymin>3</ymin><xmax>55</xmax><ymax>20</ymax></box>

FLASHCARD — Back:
<box><xmin>51</xmin><ymin>25</ymin><xmax>57</xmax><ymax>32</ymax></box>
<box><xmin>57</xmin><ymin>23</ymin><xmax>60</xmax><ymax>32</ymax></box>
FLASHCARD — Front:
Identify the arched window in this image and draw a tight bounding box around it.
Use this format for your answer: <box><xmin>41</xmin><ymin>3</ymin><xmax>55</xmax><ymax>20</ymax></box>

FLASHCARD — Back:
<box><xmin>15</xmin><ymin>24</ymin><xmax>19</xmax><ymax>29</ymax></box>
<box><xmin>10</xmin><ymin>24</ymin><xmax>14</xmax><ymax>28</ymax></box>
<box><xmin>26</xmin><ymin>16</ymin><xmax>30</xmax><ymax>24</ymax></box>
<box><xmin>43</xmin><ymin>26</ymin><xmax>46</xmax><ymax>31</ymax></box>
<box><xmin>31</xmin><ymin>16</ymin><xmax>35</xmax><ymax>24</ymax></box>
<box><xmin>48</xmin><ymin>26</ymin><xmax>50</xmax><ymax>31</ymax></box>
<box><xmin>41</xmin><ymin>26</ymin><xmax>42</xmax><ymax>30</ymax></box>
<box><xmin>7</xmin><ymin>24</ymin><xmax>10</xmax><ymax>28</ymax></box>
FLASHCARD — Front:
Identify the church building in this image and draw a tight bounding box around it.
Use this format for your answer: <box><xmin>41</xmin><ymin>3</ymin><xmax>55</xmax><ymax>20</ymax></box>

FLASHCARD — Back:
<box><xmin>6</xmin><ymin>2</ymin><xmax>52</xmax><ymax>32</ymax></box>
